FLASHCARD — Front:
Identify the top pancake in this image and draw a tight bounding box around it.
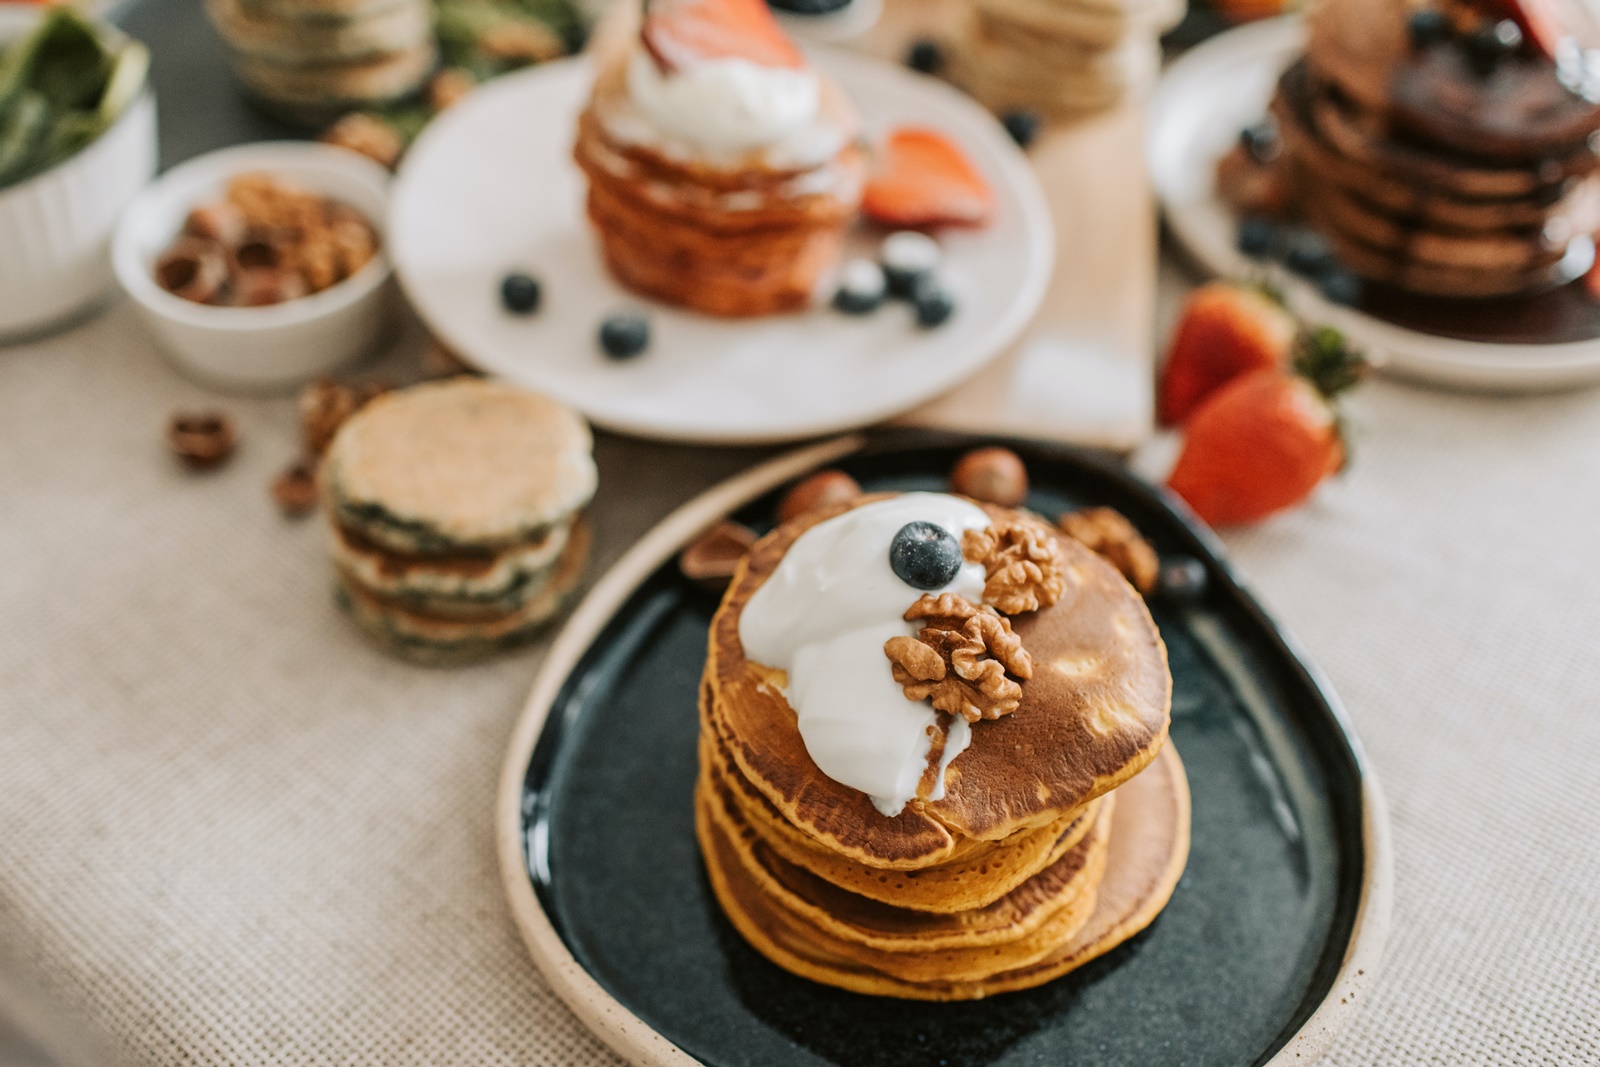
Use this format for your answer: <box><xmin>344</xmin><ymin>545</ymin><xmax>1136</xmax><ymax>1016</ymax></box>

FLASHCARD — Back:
<box><xmin>323</xmin><ymin>380</ymin><xmax>597</xmax><ymax>555</ymax></box>
<box><xmin>707</xmin><ymin>495</ymin><xmax>1171</xmax><ymax>869</ymax></box>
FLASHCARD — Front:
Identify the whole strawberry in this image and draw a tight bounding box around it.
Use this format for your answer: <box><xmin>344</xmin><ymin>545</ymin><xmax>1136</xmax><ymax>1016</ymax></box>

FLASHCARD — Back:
<box><xmin>1158</xmin><ymin>281</ymin><xmax>1296</xmax><ymax>427</ymax></box>
<box><xmin>1167</xmin><ymin>327</ymin><xmax>1366</xmax><ymax>527</ymax></box>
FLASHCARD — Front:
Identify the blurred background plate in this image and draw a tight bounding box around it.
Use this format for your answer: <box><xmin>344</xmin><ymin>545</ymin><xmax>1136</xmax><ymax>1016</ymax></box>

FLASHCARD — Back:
<box><xmin>1149</xmin><ymin>16</ymin><xmax>1600</xmax><ymax>393</ymax></box>
<box><xmin>389</xmin><ymin>52</ymin><xmax>1054</xmax><ymax>444</ymax></box>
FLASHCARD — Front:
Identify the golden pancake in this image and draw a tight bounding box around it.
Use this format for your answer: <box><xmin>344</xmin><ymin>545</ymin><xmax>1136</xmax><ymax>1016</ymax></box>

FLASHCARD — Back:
<box><xmin>699</xmin><ymin>694</ymin><xmax>1096</xmax><ymax>913</ymax></box>
<box><xmin>702</xmin><ymin>743</ymin><xmax>1190</xmax><ymax>1000</ymax></box>
<box><xmin>701</xmin><ymin>754</ymin><xmax>1110</xmax><ymax>954</ymax></box>
<box><xmin>706</xmin><ymin>496</ymin><xmax>1171</xmax><ymax>870</ymax></box>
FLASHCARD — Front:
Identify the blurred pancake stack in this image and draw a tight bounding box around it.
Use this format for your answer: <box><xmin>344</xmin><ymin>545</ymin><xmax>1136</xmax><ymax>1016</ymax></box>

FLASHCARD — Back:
<box><xmin>697</xmin><ymin>493</ymin><xmax>1190</xmax><ymax>999</ymax></box>
<box><xmin>946</xmin><ymin>0</ymin><xmax>1185</xmax><ymax>120</ymax></box>
<box><xmin>320</xmin><ymin>379</ymin><xmax>596</xmax><ymax>664</ymax></box>
<box><xmin>207</xmin><ymin>0</ymin><xmax>436</xmax><ymax>124</ymax></box>
<box><xmin>572</xmin><ymin>0</ymin><xmax>866</xmax><ymax>316</ymax></box>
<box><xmin>1224</xmin><ymin>0</ymin><xmax>1600</xmax><ymax>297</ymax></box>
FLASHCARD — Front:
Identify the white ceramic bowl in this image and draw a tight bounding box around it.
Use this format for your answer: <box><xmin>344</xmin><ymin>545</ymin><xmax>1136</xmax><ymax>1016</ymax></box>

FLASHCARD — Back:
<box><xmin>0</xmin><ymin>9</ymin><xmax>158</xmax><ymax>340</ymax></box>
<box><xmin>113</xmin><ymin>141</ymin><xmax>394</xmax><ymax>392</ymax></box>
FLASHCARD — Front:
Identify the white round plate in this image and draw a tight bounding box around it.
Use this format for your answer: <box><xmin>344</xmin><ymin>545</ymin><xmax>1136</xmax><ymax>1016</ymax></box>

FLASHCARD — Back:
<box><xmin>389</xmin><ymin>51</ymin><xmax>1053</xmax><ymax>443</ymax></box>
<box><xmin>1149</xmin><ymin>16</ymin><xmax>1600</xmax><ymax>393</ymax></box>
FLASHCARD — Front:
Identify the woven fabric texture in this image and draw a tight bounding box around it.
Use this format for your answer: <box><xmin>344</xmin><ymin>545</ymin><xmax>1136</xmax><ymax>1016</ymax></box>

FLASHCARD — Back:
<box><xmin>0</xmin><ymin>302</ymin><xmax>1597</xmax><ymax>1065</ymax></box>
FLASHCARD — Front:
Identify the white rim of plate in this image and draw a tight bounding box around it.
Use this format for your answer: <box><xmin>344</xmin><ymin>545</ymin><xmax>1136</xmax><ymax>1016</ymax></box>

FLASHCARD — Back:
<box><xmin>494</xmin><ymin>435</ymin><xmax>1393</xmax><ymax>1067</ymax></box>
<box><xmin>1149</xmin><ymin>15</ymin><xmax>1600</xmax><ymax>393</ymax></box>
<box><xmin>389</xmin><ymin>51</ymin><xmax>1054</xmax><ymax>444</ymax></box>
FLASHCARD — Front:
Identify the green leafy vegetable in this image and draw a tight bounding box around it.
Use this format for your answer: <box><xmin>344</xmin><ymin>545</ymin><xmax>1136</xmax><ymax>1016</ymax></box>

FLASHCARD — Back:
<box><xmin>0</xmin><ymin>8</ymin><xmax>148</xmax><ymax>191</ymax></box>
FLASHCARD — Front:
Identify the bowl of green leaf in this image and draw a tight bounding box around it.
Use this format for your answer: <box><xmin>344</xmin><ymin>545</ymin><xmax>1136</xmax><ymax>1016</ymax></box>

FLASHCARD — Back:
<box><xmin>0</xmin><ymin>6</ymin><xmax>156</xmax><ymax>339</ymax></box>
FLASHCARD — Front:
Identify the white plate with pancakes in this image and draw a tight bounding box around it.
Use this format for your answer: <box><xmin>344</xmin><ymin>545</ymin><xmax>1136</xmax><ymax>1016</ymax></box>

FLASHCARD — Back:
<box><xmin>388</xmin><ymin>50</ymin><xmax>1054</xmax><ymax>444</ymax></box>
<box><xmin>1150</xmin><ymin>16</ymin><xmax>1600</xmax><ymax>393</ymax></box>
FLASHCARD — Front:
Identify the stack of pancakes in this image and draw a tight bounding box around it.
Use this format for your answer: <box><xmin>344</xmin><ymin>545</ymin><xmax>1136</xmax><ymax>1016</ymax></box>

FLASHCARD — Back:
<box><xmin>1266</xmin><ymin>0</ymin><xmax>1600</xmax><ymax>297</ymax></box>
<box><xmin>698</xmin><ymin>497</ymin><xmax>1190</xmax><ymax>1000</ymax></box>
<box><xmin>572</xmin><ymin>19</ymin><xmax>866</xmax><ymax>317</ymax></box>
<box><xmin>946</xmin><ymin>0</ymin><xmax>1183</xmax><ymax>120</ymax></box>
<box><xmin>320</xmin><ymin>379</ymin><xmax>596</xmax><ymax>665</ymax></box>
<box><xmin>207</xmin><ymin>0</ymin><xmax>435</xmax><ymax>125</ymax></box>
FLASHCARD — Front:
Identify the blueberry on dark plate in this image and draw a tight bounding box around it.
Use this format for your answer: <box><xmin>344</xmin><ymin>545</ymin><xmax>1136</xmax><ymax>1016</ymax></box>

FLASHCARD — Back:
<box><xmin>1239</xmin><ymin>118</ymin><xmax>1280</xmax><ymax>164</ymax></box>
<box><xmin>913</xmin><ymin>285</ymin><xmax>956</xmax><ymax>329</ymax></box>
<box><xmin>767</xmin><ymin>0</ymin><xmax>852</xmax><ymax>12</ymax></box>
<box><xmin>834</xmin><ymin>258</ymin><xmax>887</xmax><ymax>314</ymax></box>
<box><xmin>882</xmin><ymin>231</ymin><xmax>941</xmax><ymax>298</ymax></box>
<box><xmin>1001</xmin><ymin>110</ymin><xmax>1041</xmax><ymax>149</ymax></box>
<box><xmin>1284</xmin><ymin>229</ymin><xmax>1336</xmax><ymax>277</ymax></box>
<box><xmin>1156</xmin><ymin>557</ymin><xmax>1208</xmax><ymax>603</ymax></box>
<box><xmin>500</xmin><ymin>271</ymin><xmax>542</xmax><ymax>315</ymax></box>
<box><xmin>889</xmin><ymin>521</ymin><xmax>963</xmax><ymax>590</ymax></box>
<box><xmin>906</xmin><ymin>38</ymin><xmax>944</xmax><ymax>74</ymax></box>
<box><xmin>599</xmin><ymin>311</ymin><xmax>650</xmax><ymax>359</ymax></box>
<box><xmin>1407</xmin><ymin>8</ymin><xmax>1450</xmax><ymax>49</ymax></box>
<box><xmin>1318</xmin><ymin>266</ymin><xmax>1364</xmax><ymax>306</ymax></box>
<box><xmin>1468</xmin><ymin>20</ymin><xmax>1522</xmax><ymax>75</ymax></box>
<box><xmin>1236</xmin><ymin>216</ymin><xmax>1280</xmax><ymax>259</ymax></box>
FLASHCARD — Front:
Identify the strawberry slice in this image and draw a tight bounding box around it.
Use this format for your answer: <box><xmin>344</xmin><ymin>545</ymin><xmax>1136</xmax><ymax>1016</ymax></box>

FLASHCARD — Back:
<box><xmin>862</xmin><ymin>128</ymin><xmax>995</xmax><ymax>229</ymax></box>
<box><xmin>1158</xmin><ymin>282</ymin><xmax>1296</xmax><ymax>426</ymax></box>
<box><xmin>642</xmin><ymin>0</ymin><xmax>806</xmax><ymax>72</ymax></box>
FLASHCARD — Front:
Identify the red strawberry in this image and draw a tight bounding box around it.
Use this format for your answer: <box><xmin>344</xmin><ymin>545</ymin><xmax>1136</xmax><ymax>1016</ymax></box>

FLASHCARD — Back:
<box><xmin>1157</xmin><ymin>281</ymin><xmax>1296</xmax><ymax>427</ymax></box>
<box><xmin>1487</xmin><ymin>0</ymin><xmax>1567</xmax><ymax>59</ymax></box>
<box><xmin>862</xmin><ymin>128</ymin><xmax>995</xmax><ymax>229</ymax></box>
<box><xmin>1166</xmin><ymin>327</ymin><xmax>1366</xmax><ymax>527</ymax></box>
<box><xmin>642</xmin><ymin>0</ymin><xmax>806</xmax><ymax>73</ymax></box>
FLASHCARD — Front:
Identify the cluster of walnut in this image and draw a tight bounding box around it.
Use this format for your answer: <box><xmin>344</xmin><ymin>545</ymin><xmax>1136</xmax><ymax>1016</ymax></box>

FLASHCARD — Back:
<box><xmin>882</xmin><ymin>515</ymin><xmax>1068</xmax><ymax>722</ymax></box>
<box><xmin>154</xmin><ymin>174</ymin><xmax>379</xmax><ymax>308</ymax></box>
<box><xmin>885</xmin><ymin>593</ymin><xmax>1034</xmax><ymax>723</ymax></box>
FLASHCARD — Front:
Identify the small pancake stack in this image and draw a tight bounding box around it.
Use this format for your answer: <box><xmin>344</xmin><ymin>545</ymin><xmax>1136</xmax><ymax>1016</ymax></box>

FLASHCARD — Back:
<box><xmin>945</xmin><ymin>0</ymin><xmax>1184</xmax><ymax>120</ymax></box>
<box><xmin>572</xmin><ymin>0</ymin><xmax>866</xmax><ymax>317</ymax></box>
<box><xmin>1257</xmin><ymin>0</ymin><xmax>1600</xmax><ymax>297</ymax></box>
<box><xmin>320</xmin><ymin>379</ymin><xmax>597</xmax><ymax>665</ymax></box>
<box><xmin>207</xmin><ymin>0</ymin><xmax>436</xmax><ymax>124</ymax></box>
<box><xmin>698</xmin><ymin>495</ymin><xmax>1190</xmax><ymax>999</ymax></box>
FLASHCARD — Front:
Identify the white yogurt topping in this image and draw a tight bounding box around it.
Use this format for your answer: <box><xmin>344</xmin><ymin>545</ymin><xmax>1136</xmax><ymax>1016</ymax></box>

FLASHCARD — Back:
<box><xmin>626</xmin><ymin>48</ymin><xmax>820</xmax><ymax>155</ymax></box>
<box><xmin>739</xmin><ymin>494</ymin><xmax>992</xmax><ymax>817</ymax></box>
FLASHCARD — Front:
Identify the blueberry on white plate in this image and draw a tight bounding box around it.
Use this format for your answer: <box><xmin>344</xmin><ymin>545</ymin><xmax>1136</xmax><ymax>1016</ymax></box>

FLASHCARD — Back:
<box><xmin>912</xmin><ymin>283</ymin><xmax>956</xmax><ymax>329</ymax></box>
<box><xmin>833</xmin><ymin>258</ymin><xmax>887</xmax><ymax>314</ymax></box>
<box><xmin>881</xmin><ymin>231</ymin><xmax>941</xmax><ymax>299</ymax></box>
<box><xmin>500</xmin><ymin>271</ymin><xmax>542</xmax><ymax>315</ymax></box>
<box><xmin>599</xmin><ymin>311</ymin><xmax>650</xmax><ymax>359</ymax></box>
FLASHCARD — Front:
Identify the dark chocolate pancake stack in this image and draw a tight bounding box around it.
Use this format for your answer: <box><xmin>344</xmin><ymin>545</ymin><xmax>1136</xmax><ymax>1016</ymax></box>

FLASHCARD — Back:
<box><xmin>1262</xmin><ymin>0</ymin><xmax>1600</xmax><ymax>297</ymax></box>
<box><xmin>698</xmin><ymin>495</ymin><xmax>1190</xmax><ymax>1000</ymax></box>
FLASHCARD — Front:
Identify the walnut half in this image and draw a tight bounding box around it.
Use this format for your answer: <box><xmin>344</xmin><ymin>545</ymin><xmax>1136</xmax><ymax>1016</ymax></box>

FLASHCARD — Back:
<box><xmin>962</xmin><ymin>516</ymin><xmax>1069</xmax><ymax>614</ymax></box>
<box><xmin>885</xmin><ymin>593</ymin><xmax>1034</xmax><ymax>722</ymax></box>
<box><xmin>1058</xmin><ymin>507</ymin><xmax>1159</xmax><ymax>594</ymax></box>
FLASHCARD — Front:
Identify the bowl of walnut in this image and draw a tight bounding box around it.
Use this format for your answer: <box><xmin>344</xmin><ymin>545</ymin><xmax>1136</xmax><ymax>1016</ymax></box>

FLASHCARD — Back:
<box><xmin>112</xmin><ymin>141</ymin><xmax>393</xmax><ymax>391</ymax></box>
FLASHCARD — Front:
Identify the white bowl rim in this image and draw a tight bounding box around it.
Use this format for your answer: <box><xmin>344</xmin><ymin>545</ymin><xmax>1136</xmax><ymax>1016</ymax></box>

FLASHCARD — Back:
<box><xmin>113</xmin><ymin>140</ymin><xmax>393</xmax><ymax>334</ymax></box>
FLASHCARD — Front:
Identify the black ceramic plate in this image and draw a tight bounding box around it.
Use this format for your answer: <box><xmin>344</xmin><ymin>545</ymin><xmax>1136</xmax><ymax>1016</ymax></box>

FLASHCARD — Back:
<box><xmin>496</xmin><ymin>432</ymin><xmax>1390</xmax><ymax>1067</ymax></box>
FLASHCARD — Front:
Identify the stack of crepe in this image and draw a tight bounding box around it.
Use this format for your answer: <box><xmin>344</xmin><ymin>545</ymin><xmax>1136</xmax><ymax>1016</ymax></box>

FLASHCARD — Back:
<box><xmin>1267</xmin><ymin>0</ymin><xmax>1600</xmax><ymax>297</ymax></box>
<box><xmin>697</xmin><ymin>498</ymin><xmax>1191</xmax><ymax>1000</ymax></box>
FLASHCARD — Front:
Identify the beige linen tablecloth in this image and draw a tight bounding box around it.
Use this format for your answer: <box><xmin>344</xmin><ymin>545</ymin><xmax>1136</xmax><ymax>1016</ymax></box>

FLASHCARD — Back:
<box><xmin>2</xmin><ymin>290</ymin><xmax>1599</xmax><ymax>1065</ymax></box>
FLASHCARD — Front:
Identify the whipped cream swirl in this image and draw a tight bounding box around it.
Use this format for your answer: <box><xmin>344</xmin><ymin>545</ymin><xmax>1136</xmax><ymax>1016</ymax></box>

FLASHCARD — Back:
<box><xmin>625</xmin><ymin>48</ymin><xmax>820</xmax><ymax>154</ymax></box>
<box><xmin>739</xmin><ymin>494</ymin><xmax>993</xmax><ymax>817</ymax></box>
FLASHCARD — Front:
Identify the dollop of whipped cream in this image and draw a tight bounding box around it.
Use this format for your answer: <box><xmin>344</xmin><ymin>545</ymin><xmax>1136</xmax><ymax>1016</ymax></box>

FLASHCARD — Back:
<box><xmin>626</xmin><ymin>48</ymin><xmax>820</xmax><ymax>154</ymax></box>
<box><xmin>739</xmin><ymin>494</ymin><xmax>993</xmax><ymax>818</ymax></box>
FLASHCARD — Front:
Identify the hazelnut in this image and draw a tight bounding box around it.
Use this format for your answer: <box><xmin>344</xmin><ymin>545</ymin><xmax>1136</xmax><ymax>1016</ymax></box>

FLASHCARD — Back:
<box><xmin>680</xmin><ymin>521</ymin><xmax>758</xmax><ymax>592</ymax></box>
<box><xmin>154</xmin><ymin>237</ymin><xmax>230</xmax><ymax>304</ymax></box>
<box><xmin>271</xmin><ymin>459</ymin><xmax>320</xmax><ymax>518</ymax></box>
<box><xmin>298</xmin><ymin>378</ymin><xmax>360</xmax><ymax>456</ymax></box>
<box><xmin>950</xmin><ymin>447</ymin><xmax>1028</xmax><ymax>506</ymax></box>
<box><xmin>183</xmin><ymin>200</ymin><xmax>248</xmax><ymax>247</ymax></box>
<box><xmin>167</xmin><ymin>411</ymin><xmax>237</xmax><ymax>470</ymax></box>
<box><xmin>776</xmin><ymin>470</ymin><xmax>862</xmax><ymax>524</ymax></box>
